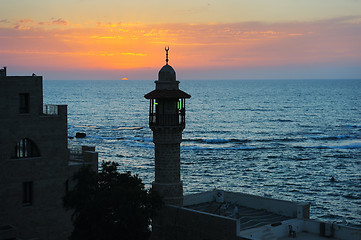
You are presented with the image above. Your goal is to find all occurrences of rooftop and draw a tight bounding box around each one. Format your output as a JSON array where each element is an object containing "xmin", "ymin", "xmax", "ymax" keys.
[
  {"xmin": 144, "ymin": 89, "xmax": 191, "ymax": 99},
  {"xmin": 180, "ymin": 190, "xmax": 361, "ymax": 240},
  {"xmin": 187, "ymin": 201, "xmax": 290, "ymax": 231}
]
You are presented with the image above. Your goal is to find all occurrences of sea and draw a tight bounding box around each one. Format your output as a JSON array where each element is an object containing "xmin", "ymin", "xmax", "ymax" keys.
[{"xmin": 43, "ymin": 79, "xmax": 361, "ymax": 228}]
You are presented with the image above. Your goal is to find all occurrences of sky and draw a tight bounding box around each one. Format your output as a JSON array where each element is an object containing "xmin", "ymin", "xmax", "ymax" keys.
[{"xmin": 0, "ymin": 0, "xmax": 360, "ymax": 80}]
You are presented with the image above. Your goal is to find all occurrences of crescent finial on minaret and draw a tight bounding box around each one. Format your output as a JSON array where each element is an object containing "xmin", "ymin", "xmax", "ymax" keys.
[{"xmin": 165, "ymin": 46, "xmax": 169, "ymax": 65}]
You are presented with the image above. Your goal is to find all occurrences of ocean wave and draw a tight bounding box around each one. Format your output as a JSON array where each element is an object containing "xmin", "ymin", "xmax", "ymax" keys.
[
  {"xmin": 82, "ymin": 135, "xmax": 120, "ymax": 141},
  {"xmin": 235, "ymin": 108, "xmax": 271, "ymax": 112},
  {"xmin": 202, "ymin": 138, "xmax": 231, "ymax": 144},
  {"xmin": 183, "ymin": 138, "xmax": 249, "ymax": 144},
  {"xmin": 250, "ymin": 108, "xmax": 272, "ymax": 112},
  {"xmin": 72, "ymin": 125, "xmax": 102, "ymax": 129},
  {"xmin": 124, "ymin": 136, "xmax": 153, "ymax": 142},
  {"xmin": 269, "ymin": 119, "xmax": 293, "ymax": 123},
  {"xmin": 174, "ymin": 135, "xmax": 359, "ymax": 145},
  {"xmin": 305, "ymin": 130, "xmax": 325, "ymax": 134},
  {"xmin": 255, "ymin": 138, "xmax": 301, "ymax": 143},
  {"xmin": 343, "ymin": 194, "xmax": 361, "ymax": 200},
  {"xmin": 190, "ymin": 130, "xmax": 233, "ymax": 134},
  {"xmin": 327, "ymin": 143, "xmax": 361, "ymax": 149},
  {"xmin": 181, "ymin": 145, "xmax": 260, "ymax": 151},
  {"xmin": 79, "ymin": 134, "xmax": 262, "ymax": 151},
  {"xmin": 344, "ymin": 125, "xmax": 361, "ymax": 129},
  {"xmin": 113, "ymin": 126, "xmax": 143, "ymax": 130},
  {"xmin": 78, "ymin": 135, "xmax": 153, "ymax": 142},
  {"xmin": 308, "ymin": 135, "xmax": 354, "ymax": 140},
  {"xmin": 123, "ymin": 141, "xmax": 154, "ymax": 149},
  {"xmin": 72, "ymin": 132, "xmax": 361, "ymax": 150},
  {"xmin": 69, "ymin": 125, "xmax": 144, "ymax": 131},
  {"xmin": 295, "ymin": 143, "xmax": 361, "ymax": 149},
  {"xmin": 117, "ymin": 140, "xmax": 260, "ymax": 151}
]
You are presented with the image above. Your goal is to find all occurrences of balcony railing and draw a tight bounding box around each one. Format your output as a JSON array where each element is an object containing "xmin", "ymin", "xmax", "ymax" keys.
[
  {"xmin": 69, "ymin": 146, "xmax": 83, "ymax": 161},
  {"xmin": 149, "ymin": 113, "xmax": 185, "ymax": 127},
  {"xmin": 43, "ymin": 104, "xmax": 58, "ymax": 115},
  {"xmin": 69, "ymin": 145, "xmax": 97, "ymax": 163}
]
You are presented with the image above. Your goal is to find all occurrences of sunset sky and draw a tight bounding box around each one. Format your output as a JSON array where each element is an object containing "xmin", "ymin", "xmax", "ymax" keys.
[{"xmin": 1, "ymin": 0, "xmax": 360, "ymax": 80}]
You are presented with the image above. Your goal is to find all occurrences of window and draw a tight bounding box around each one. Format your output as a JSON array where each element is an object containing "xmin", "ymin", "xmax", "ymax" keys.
[
  {"xmin": 14, "ymin": 138, "xmax": 40, "ymax": 158},
  {"xmin": 23, "ymin": 181, "xmax": 33, "ymax": 206},
  {"xmin": 19, "ymin": 93, "xmax": 29, "ymax": 113}
]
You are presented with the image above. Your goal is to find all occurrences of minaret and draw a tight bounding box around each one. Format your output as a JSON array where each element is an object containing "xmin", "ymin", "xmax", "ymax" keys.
[{"xmin": 144, "ymin": 47, "xmax": 191, "ymax": 206}]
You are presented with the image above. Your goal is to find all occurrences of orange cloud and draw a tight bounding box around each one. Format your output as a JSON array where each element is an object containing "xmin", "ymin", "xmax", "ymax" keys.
[
  {"xmin": 288, "ymin": 33, "xmax": 304, "ymax": 36},
  {"xmin": 1, "ymin": 17, "xmax": 360, "ymax": 79}
]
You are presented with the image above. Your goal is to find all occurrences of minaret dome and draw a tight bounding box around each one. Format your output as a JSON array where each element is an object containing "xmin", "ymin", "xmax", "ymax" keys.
[{"xmin": 158, "ymin": 64, "xmax": 176, "ymax": 82}]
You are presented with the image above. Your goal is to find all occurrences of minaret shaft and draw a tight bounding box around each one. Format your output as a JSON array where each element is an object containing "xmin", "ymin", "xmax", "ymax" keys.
[
  {"xmin": 155, "ymin": 143, "xmax": 181, "ymax": 183},
  {"xmin": 152, "ymin": 128, "xmax": 183, "ymax": 205}
]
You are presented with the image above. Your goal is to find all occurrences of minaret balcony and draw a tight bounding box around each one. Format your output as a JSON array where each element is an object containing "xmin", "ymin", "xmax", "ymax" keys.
[{"xmin": 149, "ymin": 112, "xmax": 185, "ymax": 129}]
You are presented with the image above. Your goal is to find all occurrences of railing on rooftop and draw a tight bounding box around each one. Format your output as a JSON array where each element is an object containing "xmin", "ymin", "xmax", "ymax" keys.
[
  {"xmin": 68, "ymin": 145, "xmax": 97, "ymax": 167},
  {"xmin": 43, "ymin": 104, "xmax": 58, "ymax": 115},
  {"xmin": 69, "ymin": 146, "xmax": 83, "ymax": 162}
]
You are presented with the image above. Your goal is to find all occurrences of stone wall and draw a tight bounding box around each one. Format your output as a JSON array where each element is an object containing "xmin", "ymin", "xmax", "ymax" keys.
[
  {"xmin": 152, "ymin": 127, "xmax": 184, "ymax": 206},
  {"xmin": 151, "ymin": 205, "xmax": 242, "ymax": 240}
]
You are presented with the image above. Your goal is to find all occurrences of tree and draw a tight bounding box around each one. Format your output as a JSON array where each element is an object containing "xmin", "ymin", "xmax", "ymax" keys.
[{"xmin": 63, "ymin": 161, "xmax": 162, "ymax": 240}]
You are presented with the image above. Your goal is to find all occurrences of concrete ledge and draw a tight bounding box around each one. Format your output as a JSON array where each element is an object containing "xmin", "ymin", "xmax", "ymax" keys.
[
  {"xmin": 183, "ymin": 190, "xmax": 310, "ymax": 219},
  {"xmin": 184, "ymin": 190, "xmax": 217, "ymax": 206},
  {"xmin": 224, "ymin": 191, "xmax": 309, "ymax": 218},
  {"xmin": 152, "ymin": 204, "xmax": 240, "ymax": 240}
]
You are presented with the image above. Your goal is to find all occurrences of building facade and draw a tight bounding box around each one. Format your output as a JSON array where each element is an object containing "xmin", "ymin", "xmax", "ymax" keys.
[{"xmin": 0, "ymin": 68, "xmax": 98, "ymax": 240}]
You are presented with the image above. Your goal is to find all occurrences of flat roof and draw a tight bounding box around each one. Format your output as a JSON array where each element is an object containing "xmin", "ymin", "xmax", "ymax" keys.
[
  {"xmin": 187, "ymin": 201, "xmax": 290, "ymax": 231},
  {"xmin": 182, "ymin": 190, "xmax": 361, "ymax": 240}
]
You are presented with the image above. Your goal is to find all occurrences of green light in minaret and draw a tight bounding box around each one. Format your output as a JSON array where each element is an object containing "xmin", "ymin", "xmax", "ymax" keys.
[{"xmin": 177, "ymin": 101, "xmax": 182, "ymax": 110}]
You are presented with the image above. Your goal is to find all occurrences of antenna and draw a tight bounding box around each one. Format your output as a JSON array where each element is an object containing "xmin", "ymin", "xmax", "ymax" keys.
[{"xmin": 165, "ymin": 46, "xmax": 169, "ymax": 65}]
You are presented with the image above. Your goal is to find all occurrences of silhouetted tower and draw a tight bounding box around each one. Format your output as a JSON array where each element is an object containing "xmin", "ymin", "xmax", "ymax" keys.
[{"xmin": 144, "ymin": 47, "xmax": 191, "ymax": 206}]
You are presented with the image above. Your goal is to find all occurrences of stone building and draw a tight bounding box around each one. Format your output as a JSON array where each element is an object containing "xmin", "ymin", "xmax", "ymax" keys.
[{"xmin": 0, "ymin": 67, "xmax": 98, "ymax": 240}]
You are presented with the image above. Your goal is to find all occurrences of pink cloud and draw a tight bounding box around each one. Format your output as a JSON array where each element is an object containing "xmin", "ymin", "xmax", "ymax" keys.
[
  {"xmin": 51, "ymin": 18, "xmax": 68, "ymax": 25},
  {"xmin": 13, "ymin": 18, "xmax": 69, "ymax": 29},
  {"xmin": 19, "ymin": 19, "xmax": 35, "ymax": 24},
  {"xmin": 13, "ymin": 25, "xmax": 30, "ymax": 30}
]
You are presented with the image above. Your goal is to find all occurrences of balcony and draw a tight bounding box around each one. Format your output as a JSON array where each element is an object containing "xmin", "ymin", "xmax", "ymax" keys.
[
  {"xmin": 149, "ymin": 113, "xmax": 185, "ymax": 128},
  {"xmin": 68, "ymin": 145, "xmax": 98, "ymax": 171},
  {"xmin": 43, "ymin": 104, "xmax": 58, "ymax": 115}
]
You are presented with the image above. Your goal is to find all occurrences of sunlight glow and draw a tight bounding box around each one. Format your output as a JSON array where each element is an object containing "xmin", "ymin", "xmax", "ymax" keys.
[{"xmin": 0, "ymin": 16, "xmax": 360, "ymax": 79}]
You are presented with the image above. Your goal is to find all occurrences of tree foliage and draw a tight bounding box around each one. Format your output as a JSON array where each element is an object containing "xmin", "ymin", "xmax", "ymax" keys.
[{"xmin": 63, "ymin": 161, "xmax": 162, "ymax": 240}]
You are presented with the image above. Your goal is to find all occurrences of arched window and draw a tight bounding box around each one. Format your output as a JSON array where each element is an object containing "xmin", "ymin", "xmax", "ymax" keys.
[{"xmin": 14, "ymin": 138, "xmax": 40, "ymax": 158}]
